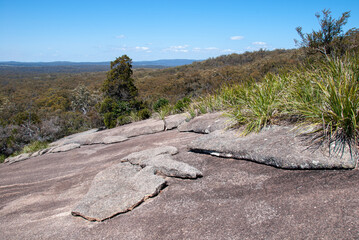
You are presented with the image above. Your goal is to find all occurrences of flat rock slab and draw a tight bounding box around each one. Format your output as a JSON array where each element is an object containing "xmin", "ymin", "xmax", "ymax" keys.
[
  {"xmin": 143, "ymin": 154, "xmax": 203, "ymax": 179},
  {"xmin": 2, "ymin": 129, "xmax": 359, "ymax": 239},
  {"xmin": 164, "ymin": 113, "xmax": 189, "ymax": 130},
  {"xmin": 178, "ymin": 112, "xmax": 234, "ymax": 133},
  {"xmin": 98, "ymin": 118, "xmax": 165, "ymax": 138},
  {"xmin": 50, "ymin": 143, "xmax": 81, "ymax": 153},
  {"xmin": 50, "ymin": 131, "xmax": 128, "ymax": 147},
  {"xmin": 72, "ymin": 162, "xmax": 166, "ymax": 221},
  {"xmin": 4, "ymin": 153, "xmax": 31, "ymax": 164},
  {"xmin": 50, "ymin": 128, "xmax": 99, "ymax": 147},
  {"xmin": 122, "ymin": 146, "xmax": 202, "ymax": 179},
  {"xmin": 122, "ymin": 146, "xmax": 179, "ymax": 164},
  {"xmin": 189, "ymin": 126, "xmax": 357, "ymax": 169}
]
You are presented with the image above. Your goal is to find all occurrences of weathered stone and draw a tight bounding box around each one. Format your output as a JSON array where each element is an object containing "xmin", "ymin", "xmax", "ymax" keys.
[
  {"xmin": 4, "ymin": 153, "xmax": 31, "ymax": 164},
  {"xmin": 103, "ymin": 118, "xmax": 165, "ymax": 138},
  {"xmin": 164, "ymin": 113, "xmax": 190, "ymax": 130},
  {"xmin": 38, "ymin": 147, "xmax": 52, "ymax": 155},
  {"xmin": 102, "ymin": 136, "xmax": 128, "ymax": 144},
  {"xmin": 71, "ymin": 162, "xmax": 166, "ymax": 221},
  {"xmin": 141, "ymin": 154, "xmax": 203, "ymax": 178},
  {"xmin": 189, "ymin": 126, "xmax": 357, "ymax": 169},
  {"xmin": 50, "ymin": 128, "xmax": 99, "ymax": 147},
  {"xmin": 178, "ymin": 112, "xmax": 234, "ymax": 133},
  {"xmin": 121, "ymin": 146, "xmax": 179, "ymax": 164},
  {"xmin": 122, "ymin": 146, "xmax": 202, "ymax": 178},
  {"xmin": 50, "ymin": 143, "xmax": 81, "ymax": 153}
]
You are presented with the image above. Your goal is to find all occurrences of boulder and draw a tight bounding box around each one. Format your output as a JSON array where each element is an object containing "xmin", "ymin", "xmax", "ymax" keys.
[
  {"xmin": 72, "ymin": 162, "xmax": 166, "ymax": 221},
  {"xmin": 189, "ymin": 126, "xmax": 357, "ymax": 169},
  {"xmin": 178, "ymin": 112, "xmax": 234, "ymax": 133},
  {"xmin": 164, "ymin": 113, "xmax": 189, "ymax": 130}
]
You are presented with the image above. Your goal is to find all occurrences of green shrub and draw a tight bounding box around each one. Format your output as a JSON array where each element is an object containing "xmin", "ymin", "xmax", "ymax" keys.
[
  {"xmin": 116, "ymin": 115, "xmax": 131, "ymax": 126},
  {"xmin": 153, "ymin": 98, "xmax": 169, "ymax": 112},
  {"xmin": 174, "ymin": 97, "xmax": 191, "ymax": 113},
  {"xmin": 137, "ymin": 108, "xmax": 151, "ymax": 120},
  {"xmin": 0, "ymin": 154, "xmax": 6, "ymax": 163},
  {"xmin": 103, "ymin": 112, "xmax": 117, "ymax": 128}
]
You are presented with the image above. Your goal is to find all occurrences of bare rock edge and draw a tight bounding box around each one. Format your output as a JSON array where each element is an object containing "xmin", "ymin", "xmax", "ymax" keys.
[{"xmin": 189, "ymin": 126, "xmax": 357, "ymax": 169}]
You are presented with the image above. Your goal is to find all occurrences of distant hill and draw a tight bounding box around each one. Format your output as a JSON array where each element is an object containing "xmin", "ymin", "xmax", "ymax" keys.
[
  {"xmin": 134, "ymin": 59, "xmax": 199, "ymax": 67},
  {"xmin": 0, "ymin": 59, "xmax": 200, "ymax": 73}
]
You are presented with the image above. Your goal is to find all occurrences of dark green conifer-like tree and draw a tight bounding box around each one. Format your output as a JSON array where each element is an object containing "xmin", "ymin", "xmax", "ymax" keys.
[
  {"xmin": 102, "ymin": 55, "xmax": 138, "ymax": 101},
  {"xmin": 100, "ymin": 55, "xmax": 143, "ymax": 128}
]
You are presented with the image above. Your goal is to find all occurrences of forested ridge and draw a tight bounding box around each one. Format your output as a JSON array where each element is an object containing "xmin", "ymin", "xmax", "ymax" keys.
[{"xmin": 0, "ymin": 48, "xmax": 303, "ymax": 160}]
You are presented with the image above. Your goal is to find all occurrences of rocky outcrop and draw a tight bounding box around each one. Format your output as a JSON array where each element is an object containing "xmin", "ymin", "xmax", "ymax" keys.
[
  {"xmin": 164, "ymin": 113, "xmax": 189, "ymax": 130},
  {"xmin": 122, "ymin": 146, "xmax": 203, "ymax": 179},
  {"xmin": 122, "ymin": 146, "xmax": 179, "ymax": 164},
  {"xmin": 104, "ymin": 118, "xmax": 165, "ymax": 138},
  {"xmin": 178, "ymin": 112, "xmax": 234, "ymax": 133},
  {"xmin": 49, "ymin": 143, "xmax": 81, "ymax": 153},
  {"xmin": 72, "ymin": 146, "xmax": 202, "ymax": 221},
  {"xmin": 189, "ymin": 126, "xmax": 357, "ymax": 169},
  {"xmin": 4, "ymin": 153, "xmax": 31, "ymax": 164},
  {"xmin": 72, "ymin": 163, "xmax": 166, "ymax": 221}
]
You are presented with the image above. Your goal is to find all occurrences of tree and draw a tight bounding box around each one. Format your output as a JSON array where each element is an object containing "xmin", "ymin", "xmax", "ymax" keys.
[
  {"xmin": 295, "ymin": 9, "xmax": 351, "ymax": 56},
  {"xmin": 102, "ymin": 55, "xmax": 138, "ymax": 101},
  {"xmin": 100, "ymin": 55, "xmax": 141, "ymax": 128}
]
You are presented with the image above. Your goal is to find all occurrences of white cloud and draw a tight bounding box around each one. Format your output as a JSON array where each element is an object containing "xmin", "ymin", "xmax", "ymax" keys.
[
  {"xmin": 222, "ymin": 49, "xmax": 234, "ymax": 52},
  {"xmin": 230, "ymin": 36, "xmax": 244, "ymax": 40},
  {"xmin": 135, "ymin": 46, "xmax": 150, "ymax": 51},
  {"xmin": 205, "ymin": 47, "xmax": 219, "ymax": 50},
  {"xmin": 252, "ymin": 41, "xmax": 267, "ymax": 45},
  {"xmin": 164, "ymin": 45, "xmax": 190, "ymax": 52},
  {"xmin": 112, "ymin": 47, "xmax": 127, "ymax": 51},
  {"xmin": 116, "ymin": 35, "xmax": 125, "ymax": 39}
]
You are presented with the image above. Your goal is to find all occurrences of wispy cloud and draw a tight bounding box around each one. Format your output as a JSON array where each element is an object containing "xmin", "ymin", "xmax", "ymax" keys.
[
  {"xmin": 222, "ymin": 49, "xmax": 235, "ymax": 52},
  {"xmin": 230, "ymin": 36, "xmax": 244, "ymax": 40},
  {"xmin": 252, "ymin": 41, "xmax": 267, "ymax": 46},
  {"xmin": 116, "ymin": 35, "xmax": 125, "ymax": 39},
  {"xmin": 135, "ymin": 46, "xmax": 149, "ymax": 51},
  {"xmin": 164, "ymin": 45, "xmax": 190, "ymax": 52},
  {"xmin": 205, "ymin": 47, "xmax": 219, "ymax": 50}
]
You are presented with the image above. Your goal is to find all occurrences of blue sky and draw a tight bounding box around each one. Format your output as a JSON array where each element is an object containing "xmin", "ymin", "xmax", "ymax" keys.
[{"xmin": 0, "ymin": 0, "xmax": 358, "ymax": 62}]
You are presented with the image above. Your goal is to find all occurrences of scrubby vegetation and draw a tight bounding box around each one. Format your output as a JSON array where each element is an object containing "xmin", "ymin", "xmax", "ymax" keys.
[
  {"xmin": 186, "ymin": 9, "xmax": 359, "ymax": 157},
  {"xmin": 0, "ymin": 9, "xmax": 358, "ymax": 161}
]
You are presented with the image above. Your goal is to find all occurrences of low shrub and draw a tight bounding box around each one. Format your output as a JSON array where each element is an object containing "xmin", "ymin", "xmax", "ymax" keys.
[
  {"xmin": 153, "ymin": 98, "xmax": 169, "ymax": 112},
  {"xmin": 137, "ymin": 108, "xmax": 151, "ymax": 120},
  {"xmin": 21, "ymin": 141, "xmax": 49, "ymax": 154}
]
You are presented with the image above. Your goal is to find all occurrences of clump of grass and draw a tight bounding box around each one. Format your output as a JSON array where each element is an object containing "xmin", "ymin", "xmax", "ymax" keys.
[
  {"xmin": 229, "ymin": 74, "xmax": 287, "ymax": 135},
  {"xmin": 288, "ymin": 55, "xmax": 359, "ymax": 156},
  {"xmin": 20, "ymin": 141, "xmax": 49, "ymax": 155},
  {"xmin": 0, "ymin": 154, "xmax": 6, "ymax": 163},
  {"xmin": 156, "ymin": 104, "xmax": 173, "ymax": 120}
]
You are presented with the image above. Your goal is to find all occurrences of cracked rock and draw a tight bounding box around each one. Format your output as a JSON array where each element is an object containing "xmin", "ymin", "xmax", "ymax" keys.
[
  {"xmin": 122, "ymin": 146, "xmax": 202, "ymax": 179},
  {"xmin": 72, "ymin": 162, "xmax": 166, "ymax": 221},
  {"xmin": 189, "ymin": 126, "xmax": 357, "ymax": 169}
]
